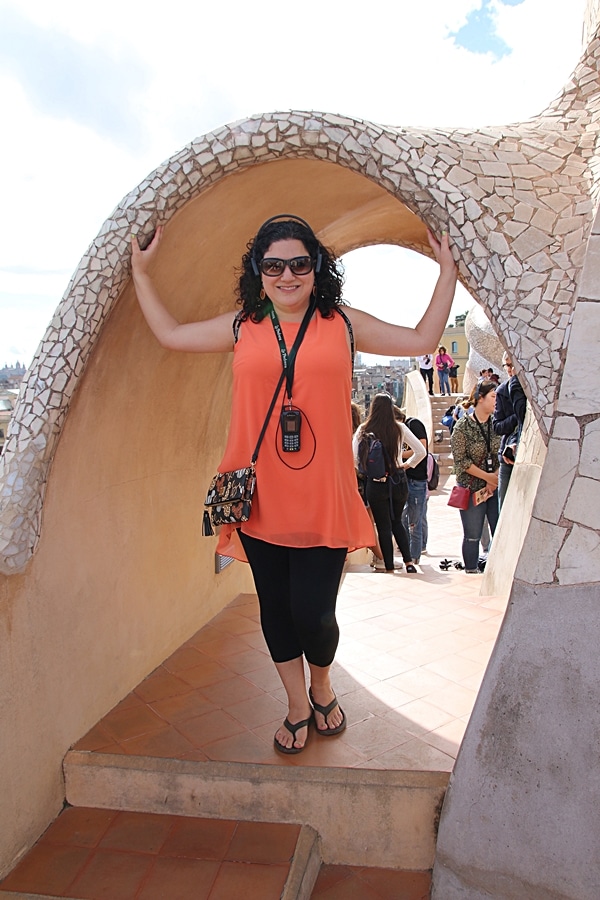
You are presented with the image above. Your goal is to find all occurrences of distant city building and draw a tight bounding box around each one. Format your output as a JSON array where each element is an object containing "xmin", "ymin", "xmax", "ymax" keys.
[
  {"xmin": 410, "ymin": 312, "xmax": 469, "ymax": 394},
  {"xmin": 353, "ymin": 359, "xmax": 410, "ymax": 414},
  {"xmin": 0, "ymin": 363, "xmax": 26, "ymax": 389}
]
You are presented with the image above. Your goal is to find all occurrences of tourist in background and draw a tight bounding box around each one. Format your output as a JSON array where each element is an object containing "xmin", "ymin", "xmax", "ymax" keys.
[
  {"xmin": 435, "ymin": 345, "xmax": 454, "ymax": 396},
  {"xmin": 416, "ymin": 353, "xmax": 434, "ymax": 395},
  {"xmin": 451, "ymin": 381, "xmax": 501, "ymax": 573},
  {"xmin": 354, "ymin": 393, "xmax": 425, "ymax": 573},
  {"xmin": 448, "ymin": 362, "xmax": 460, "ymax": 394},
  {"xmin": 400, "ymin": 412, "xmax": 429, "ymax": 566},
  {"xmin": 493, "ymin": 352, "xmax": 527, "ymax": 510},
  {"xmin": 351, "ymin": 400, "xmax": 383, "ymax": 565}
]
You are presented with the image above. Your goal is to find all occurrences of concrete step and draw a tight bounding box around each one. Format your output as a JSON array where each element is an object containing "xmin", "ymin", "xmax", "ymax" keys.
[
  {"xmin": 0, "ymin": 805, "xmax": 321, "ymax": 900},
  {"xmin": 63, "ymin": 751, "xmax": 447, "ymax": 871}
]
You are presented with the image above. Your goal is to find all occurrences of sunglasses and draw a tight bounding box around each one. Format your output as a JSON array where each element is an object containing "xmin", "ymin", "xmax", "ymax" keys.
[{"xmin": 259, "ymin": 256, "xmax": 314, "ymax": 277}]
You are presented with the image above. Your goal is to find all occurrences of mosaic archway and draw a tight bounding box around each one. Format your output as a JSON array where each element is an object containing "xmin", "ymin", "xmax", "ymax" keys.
[
  {"xmin": 1, "ymin": 71, "xmax": 596, "ymax": 572},
  {"xmin": 1, "ymin": 13, "xmax": 600, "ymax": 897}
]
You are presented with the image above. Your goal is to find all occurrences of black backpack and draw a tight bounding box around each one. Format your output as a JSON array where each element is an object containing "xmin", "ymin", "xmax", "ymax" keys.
[{"xmin": 359, "ymin": 434, "xmax": 388, "ymax": 480}]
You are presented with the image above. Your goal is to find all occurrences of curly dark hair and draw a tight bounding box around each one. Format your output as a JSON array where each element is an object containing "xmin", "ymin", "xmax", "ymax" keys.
[
  {"xmin": 358, "ymin": 393, "xmax": 403, "ymax": 474},
  {"xmin": 236, "ymin": 217, "xmax": 345, "ymax": 321}
]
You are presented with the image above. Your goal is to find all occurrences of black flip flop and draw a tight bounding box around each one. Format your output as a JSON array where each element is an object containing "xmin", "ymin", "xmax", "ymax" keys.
[
  {"xmin": 273, "ymin": 715, "xmax": 312, "ymax": 755},
  {"xmin": 309, "ymin": 687, "xmax": 347, "ymax": 736}
]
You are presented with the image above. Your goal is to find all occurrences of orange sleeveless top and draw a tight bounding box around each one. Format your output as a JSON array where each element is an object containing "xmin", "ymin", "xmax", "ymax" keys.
[{"xmin": 216, "ymin": 309, "xmax": 375, "ymax": 561}]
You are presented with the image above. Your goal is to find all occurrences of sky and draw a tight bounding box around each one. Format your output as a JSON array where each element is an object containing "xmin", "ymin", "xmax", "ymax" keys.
[{"xmin": 0, "ymin": 0, "xmax": 588, "ymax": 368}]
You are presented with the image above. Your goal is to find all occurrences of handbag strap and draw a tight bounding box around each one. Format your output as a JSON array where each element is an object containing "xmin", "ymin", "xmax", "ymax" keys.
[{"xmin": 251, "ymin": 299, "xmax": 315, "ymax": 464}]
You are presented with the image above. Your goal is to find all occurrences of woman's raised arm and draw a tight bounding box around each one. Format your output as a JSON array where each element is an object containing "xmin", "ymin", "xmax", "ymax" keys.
[
  {"xmin": 131, "ymin": 226, "xmax": 235, "ymax": 353},
  {"xmin": 345, "ymin": 231, "xmax": 458, "ymax": 357}
]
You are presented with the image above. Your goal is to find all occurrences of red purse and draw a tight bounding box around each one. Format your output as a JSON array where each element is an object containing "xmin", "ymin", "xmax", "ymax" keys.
[{"xmin": 447, "ymin": 484, "xmax": 471, "ymax": 510}]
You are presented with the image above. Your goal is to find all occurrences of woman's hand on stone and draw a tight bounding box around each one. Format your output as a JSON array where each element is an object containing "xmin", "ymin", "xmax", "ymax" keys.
[
  {"xmin": 131, "ymin": 225, "xmax": 163, "ymax": 276},
  {"xmin": 427, "ymin": 229, "xmax": 456, "ymax": 274}
]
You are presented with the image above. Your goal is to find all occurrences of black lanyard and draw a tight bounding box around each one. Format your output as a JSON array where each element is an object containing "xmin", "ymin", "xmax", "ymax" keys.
[
  {"xmin": 473, "ymin": 414, "xmax": 493, "ymax": 471},
  {"xmin": 268, "ymin": 300, "xmax": 315, "ymax": 403}
]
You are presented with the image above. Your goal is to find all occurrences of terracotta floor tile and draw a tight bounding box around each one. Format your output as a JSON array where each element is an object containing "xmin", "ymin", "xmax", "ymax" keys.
[
  {"xmin": 394, "ymin": 698, "xmax": 456, "ymax": 736},
  {"xmin": 196, "ymin": 633, "xmax": 257, "ymax": 659},
  {"xmin": 458, "ymin": 639, "xmax": 497, "ymax": 663},
  {"xmin": 225, "ymin": 692, "xmax": 287, "ymax": 729},
  {"xmin": 236, "ymin": 628, "xmax": 270, "ymax": 651},
  {"xmin": 343, "ymin": 716, "xmax": 411, "ymax": 759},
  {"xmin": 137, "ymin": 856, "xmax": 220, "ymax": 900},
  {"xmin": 43, "ymin": 807, "xmax": 119, "ymax": 847},
  {"xmin": 199, "ymin": 674, "xmax": 262, "ymax": 707},
  {"xmin": 134, "ymin": 666, "xmax": 193, "ymax": 703},
  {"xmin": 177, "ymin": 658, "xmax": 234, "ymax": 689},
  {"xmin": 0, "ymin": 843, "xmax": 91, "ymax": 895},
  {"xmin": 427, "ymin": 683, "xmax": 478, "ymax": 718},
  {"xmin": 210, "ymin": 611, "xmax": 261, "ymax": 636},
  {"xmin": 99, "ymin": 811, "xmax": 174, "ymax": 854},
  {"xmin": 387, "ymin": 667, "xmax": 454, "ymax": 700},
  {"xmin": 376, "ymin": 737, "xmax": 455, "ymax": 772},
  {"xmin": 226, "ymin": 821, "xmax": 300, "ymax": 864},
  {"xmin": 162, "ymin": 645, "xmax": 207, "ymax": 673},
  {"xmin": 174, "ymin": 709, "xmax": 246, "ymax": 748},
  {"xmin": 313, "ymin": 865, "xmax": 431, "ymax": 899},
  {"xmin": 73, "ymin": 721, "xmax": 120, "ymax": 752},
  {"xmin": 100, "ymin": 704, "xmax": 167, "ymax": 743},
  {"xmin": 424, "ymin": 652, "xmax": 483, "ymax": 683},
  {"xmin": 221, "ymin": 647, "xmax": 271, "ymax": 675},
  {"xmin": 148, "ymin": 687, "xmax": 217, "ymax": 724},
  {"xmin": 203, "ymin": 729, "xmax": 277, "ymax": 764},
  {"xmin": 65, "ymin": 847, "xmax": 153, "ymax": 898},
  {"xmin": 359, "ymin": 680, "xmax": 415, "ymax": 710},
  {"xmin": 349, "ymin": 651, "xmax": 416, "ymax": 681},
  {"xmin": 459, "ymin": 671, "xmax": 485, "ymax": 692},
  {"xmin": 111, "ymin": 692, "xmax": 146, "ymax": 713},
  {"xmin": 282, "ymin": 732, "xmax": 369, "ymax": 769},
  {"xmin": 120, "ymin": 725, "xmax": 196, "ymax": 758},
  {"xmin": 421, "ymin": 718, "xmax": 468, "ymax": 756},
  {"xmin": 311, "ymin": 863, "xmax": 357, "ymax": 894},
  {"xmin": 311, "ymin": 868, "xmax": 382, "ymax": 898},
  {"xmin": 208, "ymin": 860, "xmax": 290, "ymax": 900},
  {"xmin": 358, "ymin": 865, "xmax": 431, "ymax": 899},
  {"xmin": 242, "ymin": 662, "xmax": 287, "ymax": 693},
  {"xmin": 185, "ymin": 624, "xmax": 229, "ymax": 647},
  {"xmin": 160, "ymin": 817, "xmax": 237, "ymax": 860}
]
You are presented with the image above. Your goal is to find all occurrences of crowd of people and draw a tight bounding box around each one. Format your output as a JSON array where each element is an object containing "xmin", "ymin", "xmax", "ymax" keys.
[
  {"xmin": 414, "ymin": 344, "xmax": 527, "ymax": 573},
  {"xmin": 349, "ymin": 348, "xmax": 527, "ymax": 581}
]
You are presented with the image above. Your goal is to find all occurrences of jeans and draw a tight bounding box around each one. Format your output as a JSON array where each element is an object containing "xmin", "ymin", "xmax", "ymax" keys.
[
  {"xmin": 366, "ymin": 474, "xmax": 411, "ymax": 570},
  {"xmin": 438, "ymin": 369, "xmax": 451, "ymax": 395},
  {"xmin": 498, "ymin": 460, "xmax": 514, "ymax": 510},
  {"xmin": 402, "ymin": 478, "xmax": 428, "ymax": 562},
  {"xmin": 459, "ymin": 489, "xmax": 499, "ymax": 571}
]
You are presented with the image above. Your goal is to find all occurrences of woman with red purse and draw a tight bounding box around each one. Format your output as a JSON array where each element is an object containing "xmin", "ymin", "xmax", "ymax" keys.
[{"xmin": 450, "ymin": 381, "xmax": 501, "ymax": 573}]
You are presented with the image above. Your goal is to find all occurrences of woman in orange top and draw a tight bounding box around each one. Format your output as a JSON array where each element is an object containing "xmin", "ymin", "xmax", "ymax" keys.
[{"xmin": 131, "ymin": 215, "xmax": 457, "ymax": 754}]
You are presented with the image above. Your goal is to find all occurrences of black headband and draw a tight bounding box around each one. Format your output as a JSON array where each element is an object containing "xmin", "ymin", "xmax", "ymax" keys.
[{"xmin": 250, "ymin": 214, "xmax": 322, "ymax": 276}]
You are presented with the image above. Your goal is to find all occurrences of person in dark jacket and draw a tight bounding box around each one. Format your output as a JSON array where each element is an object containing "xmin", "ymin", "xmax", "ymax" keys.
[{"xmin": 493, "ymin": 352, "xmax": 526, "ymax": 509}]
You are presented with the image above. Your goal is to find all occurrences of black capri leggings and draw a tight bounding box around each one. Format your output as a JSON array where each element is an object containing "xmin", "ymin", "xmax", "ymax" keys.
[{"xmin": 238, "ymin": 532, "xmax": 347, "ymax": 667}]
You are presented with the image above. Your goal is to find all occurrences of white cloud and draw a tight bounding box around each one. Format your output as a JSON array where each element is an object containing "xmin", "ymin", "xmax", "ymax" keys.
[{"xmin": 0, "ymin": 0, "xmax": 589, "ymax": 365}]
